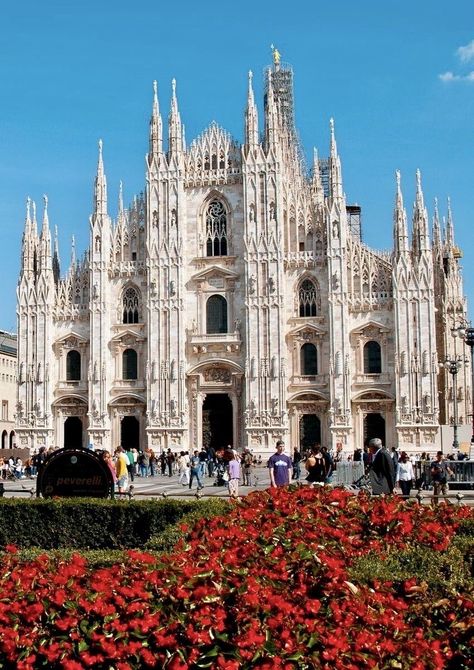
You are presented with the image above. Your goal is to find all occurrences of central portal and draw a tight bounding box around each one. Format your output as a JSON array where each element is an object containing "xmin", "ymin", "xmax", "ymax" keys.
[
  {"xmin": 202, "ymin": 394, "xmax": 233, "ymax": 450},
  {"xmin": 121, "ymin": 416, "xmax": 140, "ymax": 450}
]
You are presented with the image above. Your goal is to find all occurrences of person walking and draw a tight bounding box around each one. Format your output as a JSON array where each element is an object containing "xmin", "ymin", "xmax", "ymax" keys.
[
  {"xmin": 430, "ymin": 451, "xmax": 453, "ymax": 505},
  {"xmin": 189, "ymin": 450, "xmax": 203, "ymax": 490},
  {"xmin": 242, "ymin": 448, "xmax": 253, "ymax": 486},
  {"xmin": 305, "ymin": 446, "xmax": 327, "ymax": 486},
  {"xmin": 227, "ymin": 451, "xmax": 240, "ymax": 498},
  {"xmin": 292, "ymin": 448, "xmax": 302, "ymax": 480},
  {"xmin": 396, "ymin": 451, "xmax": 415, "ymax": 498},
  {"xmin": 177, "ymin": 451, "xmax": 190, "ymax": 486},
  {"xmin": 268, "ymin": 440, "xmax": 293, "ymax": 488},
  {"xmin": 368, "ymin": 438, "xmax": 395, "ymax": 494},
  {"xmin": 114, "ymin": 446, "xmax": 129, "ymax": 494}
]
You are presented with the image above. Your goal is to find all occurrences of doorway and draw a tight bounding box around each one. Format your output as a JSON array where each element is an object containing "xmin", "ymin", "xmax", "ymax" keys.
[
  {"xmin": 299, "ymin": 414, "xmax": 321, "ymax": 449},
  {"xmin": 364, "ymin": 413, "xmax": 386, "ymax": 446},
  {"xmin": 202, "ymin": 394, "xmax": 233, "ymax": 450},
  {"xmin": 121, "ymin": 416, "xmax": 140, "ymax": 450},
  {"xmin": 64, "ymin": 417, "xmax": 83, "ymax": 448}
]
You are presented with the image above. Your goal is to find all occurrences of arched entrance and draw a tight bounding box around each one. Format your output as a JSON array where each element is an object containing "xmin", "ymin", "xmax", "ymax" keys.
[
  {"xmin": 202, "ymin": 394, "xmax": 233, "ymax": 449},
  {"xmin": 364, "ymin": 413, "xmax": 386, "ymax": 446},
  {"xmin": 64, "ymin": 417, "xmax": 83, "ymax": 448},
  {"xmin": 299, "ymin": 414, "xmax": 321, "ymax": 449},
  {"xmin": 121, "ymin": 416, "xmax": 140, "ymax": 450}
]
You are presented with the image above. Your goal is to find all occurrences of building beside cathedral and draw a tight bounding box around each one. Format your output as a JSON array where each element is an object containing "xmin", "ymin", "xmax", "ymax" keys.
[{"xmin": 15, "ymin": 51, "xmax": 471, "ymax": 456}]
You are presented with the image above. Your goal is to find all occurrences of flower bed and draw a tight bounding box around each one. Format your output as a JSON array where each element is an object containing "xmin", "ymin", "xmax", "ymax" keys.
[{"xmin": 0, "ymin": 487, "xmax": 472, "ymax": 669}]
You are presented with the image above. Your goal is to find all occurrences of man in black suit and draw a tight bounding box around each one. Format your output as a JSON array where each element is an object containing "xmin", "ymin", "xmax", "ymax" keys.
[{"xmin": 368, "ymin": 438, "xmax": 395, "ymax": 494}]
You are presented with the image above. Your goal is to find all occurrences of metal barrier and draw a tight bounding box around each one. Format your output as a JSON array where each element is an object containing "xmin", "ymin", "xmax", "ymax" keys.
[
  {"xmin": 414, "ymin": 460, "xmax": 474, "ymax": 490},
  {"xmin": 332, "ymin": 461, "xmax": 365, "ymax": 486}
]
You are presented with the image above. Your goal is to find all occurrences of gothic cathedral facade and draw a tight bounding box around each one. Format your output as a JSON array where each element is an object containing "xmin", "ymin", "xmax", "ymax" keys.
[{"xmin": 15, "ymin": 55, "xmax": 471, "ymax": 456}]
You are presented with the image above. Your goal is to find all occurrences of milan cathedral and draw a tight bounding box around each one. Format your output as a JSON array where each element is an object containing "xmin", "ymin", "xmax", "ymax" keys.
[{"xmin": 15, "ymin": 51, "xmax": 471, "ymax": 456}]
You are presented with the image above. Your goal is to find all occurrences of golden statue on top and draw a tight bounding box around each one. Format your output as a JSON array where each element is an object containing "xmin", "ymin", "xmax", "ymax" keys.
[{"xmin": 271, "ymin": 44, "xmax": 281, "ymax": 66}]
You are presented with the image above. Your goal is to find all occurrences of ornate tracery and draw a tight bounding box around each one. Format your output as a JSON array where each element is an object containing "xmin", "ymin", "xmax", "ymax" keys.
[{"xmin": 206, "ymin": 201, "xmax": 228, "ymax": 257}]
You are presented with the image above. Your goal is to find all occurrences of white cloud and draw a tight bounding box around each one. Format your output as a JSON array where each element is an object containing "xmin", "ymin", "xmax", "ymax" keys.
[
  {"xmin": 457, "ymin": 39, "xmax": 474, "ymax": 63},
  {"xmin": 439, "ymin": 70, "xmax": 474, "ymax": 83}
]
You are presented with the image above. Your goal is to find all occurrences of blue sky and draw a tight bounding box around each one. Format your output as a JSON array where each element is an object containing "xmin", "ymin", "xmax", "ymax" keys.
[{"xmin": 0, "ymin": 0, "xmax": 473, "ymax": 331}]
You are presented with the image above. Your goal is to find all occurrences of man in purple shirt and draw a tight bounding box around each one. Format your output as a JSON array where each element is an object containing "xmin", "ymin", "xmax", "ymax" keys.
[{"xmin": 268, "ymin": 440, "xmax": 293, "ymax": 488}]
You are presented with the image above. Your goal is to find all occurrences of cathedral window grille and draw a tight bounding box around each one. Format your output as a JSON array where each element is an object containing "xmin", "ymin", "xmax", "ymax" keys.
[
  {"xmin": 123, "ymin": 349, "xmax": 138, "ymax": 380},
  {"xmin": 66, "ymin": 350, "xmax": 81, "ymax": 381},
  {"xmin": 364, "ymin": 341, "xmax": 382, "ymax": 374},
  {"xmin": 122, "ymin": 287, "xmax": 140, "ymax": 324},
  {"xmin": 301, "ymin": 343, "xmax": 318, "ymax": 375},
  {"xmin": 206, "ymin": 295, "xmax": 228, "ymax": 334},
  {"xmin": 299, "ymin": 279, "xmax": 317, "ymax": 317},
  {"xmin": 206, "ymin": 200, "xmax": 228, "ymax": 257}
]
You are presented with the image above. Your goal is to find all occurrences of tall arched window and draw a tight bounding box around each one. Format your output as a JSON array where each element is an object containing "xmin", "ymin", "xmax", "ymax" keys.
[
  {"xmin": 299, "ymin": 279, "xmax": 317, "ymax": 317},
  {"xmin": 122, "ymin": 287, "xmax": 140, "ymax": 324},
  {"xmin": 66, "ymin": 350, "xmax": 81, "ymax": 381},
  {"xmin": 206, "ymin": 200, "xmax": 228, "ymax": 256},
  {"xmin": 301, "ymin": 343, "xmax": 318, "ymax": 375},
  {"xmin": 364, "ymin": 341, "xmax": 382, "ymax": 374},
  {"xmin": 123, "ymin": 349, "xmax": 138, "ymax": 380},
  {"xmin": 206, "ymin": 295, "xmax": 228, "ymax": 334}
]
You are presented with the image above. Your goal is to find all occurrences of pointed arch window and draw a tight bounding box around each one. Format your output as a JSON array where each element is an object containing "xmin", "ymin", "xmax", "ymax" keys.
[
  {"xmin": 364, "ymin": 341, "xmax": 382, "ymax": 374},
  {"xmin": 301, "ymin": 343, "xmax": 318, "ymax": 376},
  {"xmin": 123, "ymin": 349, "xmax": 138, "ymax": 380},
  {"xmin": 66, "ymin": 350, "xmax": 81, "ymax": 381},
  {"xmin": 206, "ymin": 200, "xmax": 228, "ymax": 257},
  {"xmin": 206, "ymin": 295, "xmax": 228, "ymax": 334},
  {"xmin": 122, "ymin": 287, "xmax": 140, "ymax": 324},
  {"xmin": 299, "ymin": 279, "xmax": 317, "ymax": 317}
]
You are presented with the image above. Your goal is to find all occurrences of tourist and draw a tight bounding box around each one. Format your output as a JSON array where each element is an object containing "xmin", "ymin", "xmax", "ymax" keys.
[
  {"xmin": 166, "ymin": 449, "xmax": 174, "ymax": 477},
  {"xmin": 321, "ymin": 446, "xmax": 333, "ymax": 481},
  {"xmin": 177, "ymin": 451, "xmax": 190, "ymax": 486},
  {"xmin": 368, "ymin": 438, "xmax": 395, "ymax": 494},
  {"xmin": 138, "ymin": 450, "xmax": 149, "ymax": 477},
  {"xmin": 292, "ymin": 448, "xmax": 302, "ymax": 480},
  {"xmin": 159, "ymin": 452, "xmax": 166, "ymax": 476},
  {"xmin": 198, "ymin": 447, "xmax": 208, "ymax": 479},
  {"xmin": 242, "ymin": 448, "xmax": 253, "ymax": 486},
  {"xmin": 430, "ymin": 451, "xmax": 453, "ymax": 505},
  {"xmin": 396, "ymin": 451, "xmax": 415, "ymax": 497},
  {"xmin": 227, "ymin": 450, "xmax": 240, "ymax": 498},
  {"xmin": 268, "ymin": 440, "xmax": 293, "ymax": 488},
  {"xmin": 305, "ymin": 446, "xmax": 327, "ymax": 487},
  {"xmin": 125, "ymin": 447, "xmax": 135, "ymax": 481},
  {"xmin": 189, "ymin": 450, "xmax": 203, "ymax": 490},
  {"xmin": 115, "ymin": 446, "xmax": 129, "ymax": 494},
  {"xmin": 101, "ymin": 451, "xmax": 117, "ymax": 486},
  {"xmin": 149, "ymin": 449, "xmax": 158, "ymax": 476}
]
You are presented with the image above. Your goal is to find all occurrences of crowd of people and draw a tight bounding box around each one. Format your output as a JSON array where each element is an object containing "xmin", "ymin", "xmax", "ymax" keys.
[{"xmin": 0, "ymin": 438, "xmax": 469, "ymax": 503}]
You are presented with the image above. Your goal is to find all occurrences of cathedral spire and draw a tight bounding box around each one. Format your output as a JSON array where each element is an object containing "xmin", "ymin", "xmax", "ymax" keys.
[
  {"xmin": 149, "ymin": 80, "xmax": 163, "ymax": 158},
  {"xmin": 31, "ymin": 199, "xmax": 38, "ymax": 238},
  {"xmin": 70, "ymin": 235, "xmax": 76, "ymax": 271},
  {"xmin": 393, "ymin": 170, "xmax": 409, "ymax": 257},
  {"xmin": 329, "ymin": 118, "xmax": 343, "ymax": 201},
  {"xmin": 432, "ymin": 197, "xmax": 441, "ymax": 249},
  {"xmin": 168, "ymin": 78, "xmax": 183, "ymax": 155},
  {"xmin": 53, "ymin": 224, "xmax": 60, "ymax": 284},
  {"xmin": 39, "ymin": 195, "xmax": 52, "ymax": 271},
  {"xmin": 118, "ymin": 180, "xmax": 124, "ymax": 215},
  {"xmin": 446, "ymin": 196, "xmax": 455, "ymax": 248},
  {"xmin": 265, "ymin": 70, "xmax": 279, "ymax": 148},
  {"xmin": 94, "ymin": 139, "xmax": 108, "ymax": 216},
  {"xmin": 311, "ymin": 147, "xmax": 324, "ymax": 205},
  {"xmin": 412, "ymin": 169, "xmax": 430, "ymax": 255},
  {"xmin": 245, "ymin": 70, "xmax": 259, "ymax": 148}
]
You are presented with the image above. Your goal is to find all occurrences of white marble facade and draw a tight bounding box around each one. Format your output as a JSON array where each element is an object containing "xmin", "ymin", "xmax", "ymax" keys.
[{"xmin": 15, "ymin": 55, "xmax": 471, "ymax": 457}]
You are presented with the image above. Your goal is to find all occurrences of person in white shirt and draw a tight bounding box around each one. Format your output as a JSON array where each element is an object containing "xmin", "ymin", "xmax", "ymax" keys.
[{"xmin": 396, "ymin": 451, "xmax": 415, "ymax": 498}]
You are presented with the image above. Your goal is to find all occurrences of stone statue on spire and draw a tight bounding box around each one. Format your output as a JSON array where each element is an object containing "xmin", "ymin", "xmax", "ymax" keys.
[{"xmin": 271, "ymin": 44, "xmax": 281, "ymax": 67}]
